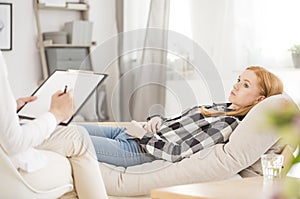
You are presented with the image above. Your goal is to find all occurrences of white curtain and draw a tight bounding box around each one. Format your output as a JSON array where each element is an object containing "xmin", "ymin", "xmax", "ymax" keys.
[
  {"xmin": 182, "ymin": 0, "xmax": 300, "ymax": 99},
  {"xmin": 233, "ymin": 0, "xmax": 300, "ymax": 69},
  {"xmin": 116, "ymin": 0, "xmax": 170, "ymax": 121},
  {"xmin": 190, "ymin": 0, "xmax": 300, "ymax": 71}
]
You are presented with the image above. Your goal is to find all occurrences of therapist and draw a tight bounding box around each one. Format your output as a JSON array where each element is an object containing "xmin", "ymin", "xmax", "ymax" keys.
[{"xmin": 0, "ymin": 51, "xmax": 107, "ymax": 199}]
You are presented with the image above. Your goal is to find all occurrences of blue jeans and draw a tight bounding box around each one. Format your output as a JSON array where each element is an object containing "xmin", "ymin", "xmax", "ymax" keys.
[{"xmin": 80, "ymin": 124, "xmax": 156, "ymax": 167}]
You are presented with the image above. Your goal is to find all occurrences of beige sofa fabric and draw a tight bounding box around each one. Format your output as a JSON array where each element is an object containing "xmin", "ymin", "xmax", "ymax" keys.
[{"xmin": 100, "ymin": 94, "xmax": 296, "ymax": 196}]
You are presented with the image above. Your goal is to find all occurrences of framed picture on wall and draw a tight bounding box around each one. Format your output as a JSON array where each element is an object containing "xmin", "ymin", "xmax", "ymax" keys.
[{"xmin": 0, "ymin": 3, "xmax": 12, "ymax": 51}]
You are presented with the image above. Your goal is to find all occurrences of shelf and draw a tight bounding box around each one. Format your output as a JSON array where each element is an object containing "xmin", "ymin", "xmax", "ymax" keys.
[
  {"xmin": 42, "ymin": 40, "xmax": 96, "ymax": 48},
  {"xmin": 38, "ymin": 3, "xmax": 89, "ymax": 11},
  {"xmin": 34, "ymin": 0, "xmax": 92, "ymax": 79},
  {"xmin": 44, "ymin": 43, "xmax": 94, "ymax": 48}
]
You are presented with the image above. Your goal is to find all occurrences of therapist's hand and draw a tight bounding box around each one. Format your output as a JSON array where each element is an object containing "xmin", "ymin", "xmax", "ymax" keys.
[
  {"xmin": 49, "ymin": 89, "xmax": 75, "ymax": 124},
  {"xmin": 16, "ymin": 96, "xmax": 37, "ymax": 111}
]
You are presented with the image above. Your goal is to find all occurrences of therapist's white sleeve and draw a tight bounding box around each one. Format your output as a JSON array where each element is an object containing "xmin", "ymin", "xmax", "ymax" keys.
[{"xmin": 0, "ymin": 51, "xmax": 56, "ymax": 155}]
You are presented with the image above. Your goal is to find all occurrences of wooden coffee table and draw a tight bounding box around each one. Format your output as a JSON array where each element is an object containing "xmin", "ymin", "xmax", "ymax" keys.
[{"xmin": 151, "ymin": 176, "xmax": 299, "ymax": 199}]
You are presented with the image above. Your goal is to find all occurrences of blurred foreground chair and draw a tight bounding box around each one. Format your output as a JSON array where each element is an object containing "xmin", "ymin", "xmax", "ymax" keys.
[{"xmin": 0, "ymin": 146, "xmax": 73, "ymax": 199}]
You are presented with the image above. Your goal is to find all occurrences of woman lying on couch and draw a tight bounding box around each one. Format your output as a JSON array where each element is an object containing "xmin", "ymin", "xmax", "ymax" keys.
[
  {"xmin": 81, "ymin": 66, "xmax": 284, "ymax": 167},
  {"xmin": 0, "ymin": 51, "xmax": 107, "ymax": 199}
]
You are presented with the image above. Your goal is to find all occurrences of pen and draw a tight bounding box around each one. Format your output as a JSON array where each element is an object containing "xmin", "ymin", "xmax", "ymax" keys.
[{"xmin": 64, "ymin": 85, "xmax": 68, "ymax": 94}]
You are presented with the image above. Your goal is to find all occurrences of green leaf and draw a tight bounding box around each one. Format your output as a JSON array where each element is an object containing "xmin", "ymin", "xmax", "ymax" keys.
[
  {"xmin": 289, "ymin": 44, "xmax": 300, "ymax": 54},
  {"xmin": 292, "ymin": 152, "xmax": 300, "ymax": 164}
]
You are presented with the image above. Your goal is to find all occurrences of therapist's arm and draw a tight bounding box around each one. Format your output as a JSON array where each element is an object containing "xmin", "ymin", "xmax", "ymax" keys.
[
  {"xmin": 1, "ymin": 82, "xmax": 74, "ymax": 155},
  {"xmin": 0, "ymin": 50, "xmax": 75, "ymax": 156},
  {"xmin": 1, "ymin": 90, "xmax": 74, "ymax": 155}
]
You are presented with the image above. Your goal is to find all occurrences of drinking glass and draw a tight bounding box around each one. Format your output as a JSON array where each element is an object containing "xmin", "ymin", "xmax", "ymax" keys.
[{"xmin": 261, "ymin": 154, "xmax": 284, "ymax": 180}]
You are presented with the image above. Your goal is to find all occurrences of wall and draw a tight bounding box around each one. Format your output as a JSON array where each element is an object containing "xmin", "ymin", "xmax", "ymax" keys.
[{"xmin": 2, "ymin": 0, "xmax": 41, "ymax": 98}]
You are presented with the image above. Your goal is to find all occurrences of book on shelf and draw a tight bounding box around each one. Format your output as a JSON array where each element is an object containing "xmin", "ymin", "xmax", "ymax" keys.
[
  {"xmin": 43, "ymin": 40, "xmax": 53, "ymax": 46},
  {"xmin": 66, "ymin": 2, "xmax": 88, "ymax": 9},
  {"xmin": 38, "ymin": 0, "xmax": 66, "ymax": 7}
]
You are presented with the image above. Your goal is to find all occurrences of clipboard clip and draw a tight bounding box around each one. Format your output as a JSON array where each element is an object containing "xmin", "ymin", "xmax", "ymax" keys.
[{"xmin": 67, "ymin": 69, "xmax": 95, "ymax": 74}]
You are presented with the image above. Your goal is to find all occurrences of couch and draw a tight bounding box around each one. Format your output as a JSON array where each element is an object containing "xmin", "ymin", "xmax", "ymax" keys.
[{"xmin": 0, "ymin": 94, "xmax": 297, "ymax": 199}]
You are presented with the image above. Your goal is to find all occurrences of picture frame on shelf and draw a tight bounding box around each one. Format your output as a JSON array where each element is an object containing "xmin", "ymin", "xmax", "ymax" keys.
[{"xmin": 0, "ymin": 3, "xmax": 12, "ymax": 51}]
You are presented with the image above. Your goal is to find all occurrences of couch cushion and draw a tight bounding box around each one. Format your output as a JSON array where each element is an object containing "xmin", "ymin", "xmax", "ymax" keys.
[{"xmin": 99, "ymin": 94, "xmax": 297, "ymax": 196}]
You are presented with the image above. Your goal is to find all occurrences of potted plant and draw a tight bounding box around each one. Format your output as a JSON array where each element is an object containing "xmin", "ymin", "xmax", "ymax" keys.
[{"xmin": 289, "ymin": 44, "xmax": 300, "ymax": 68}]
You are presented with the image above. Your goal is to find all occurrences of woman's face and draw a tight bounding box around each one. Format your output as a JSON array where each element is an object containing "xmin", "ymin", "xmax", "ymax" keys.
[{"xmin": 228, "ymin": 69, "xmax": 265, "ymax": 109}]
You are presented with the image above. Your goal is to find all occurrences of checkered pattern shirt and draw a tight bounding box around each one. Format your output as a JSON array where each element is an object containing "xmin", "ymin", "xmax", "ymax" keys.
[{"xmin": 139, "ymin": 104, "xmax": 242, "ymax": 162}]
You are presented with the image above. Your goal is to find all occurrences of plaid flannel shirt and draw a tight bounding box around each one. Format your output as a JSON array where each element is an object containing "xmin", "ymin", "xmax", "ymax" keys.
[{"xmin": 139, "ymin": 103, "xmax": 242, "ymax": 162}]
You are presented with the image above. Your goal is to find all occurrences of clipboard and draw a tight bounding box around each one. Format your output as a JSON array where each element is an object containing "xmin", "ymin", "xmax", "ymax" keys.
[{"xmin": 17, "ymin": 69, "xmax": 108, "ymax": 125}]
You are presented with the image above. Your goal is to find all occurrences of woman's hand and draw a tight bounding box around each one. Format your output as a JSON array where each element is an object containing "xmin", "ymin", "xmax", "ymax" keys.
[
  {"xmin": 49, "ymin": 90, "xmax": 75, "ymax": 124},
  {"xmin": 16, "ymin": 96, "xmax": 37, "ymax": 111},
  {"xmin": 145, "ymin": 116, "xmax": 163, "ymax": 133}
]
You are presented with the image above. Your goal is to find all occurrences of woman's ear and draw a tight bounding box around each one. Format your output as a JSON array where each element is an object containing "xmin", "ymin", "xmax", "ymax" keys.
[{"xmin": 257, "ymin": 95, "xmax": 266, "ymax": 102}]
